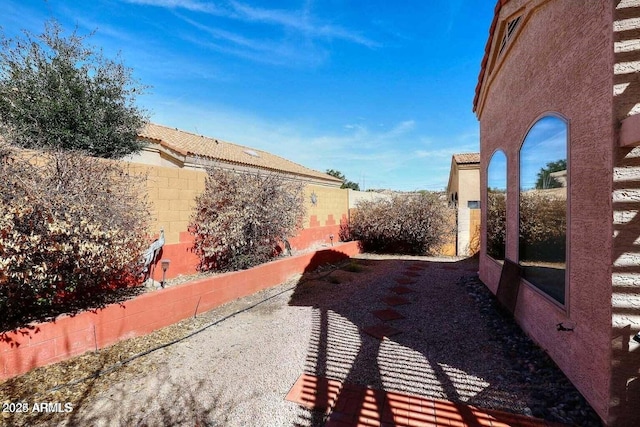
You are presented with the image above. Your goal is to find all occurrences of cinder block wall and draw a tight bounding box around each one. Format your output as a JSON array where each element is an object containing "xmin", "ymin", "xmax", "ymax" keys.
[
  {"xmin": 123, "ymin": 163, "xmax": 350, "ymax": 279},
  {"xmin": 125, "ymin": 163, "xmax": 205, "ymax": 245},
  {"xmin": 289, "ymin": 184, "xmax": 349, "ymax": 250},
  {"xmin": 8, "ymin": 153, "xmax": 350, "ymax": 280}
]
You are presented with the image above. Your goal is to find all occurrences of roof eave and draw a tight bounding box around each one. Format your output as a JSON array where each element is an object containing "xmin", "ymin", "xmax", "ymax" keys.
[{"xmin": 473, "ymin": 0, "xmax": 511, "ymax": 115}]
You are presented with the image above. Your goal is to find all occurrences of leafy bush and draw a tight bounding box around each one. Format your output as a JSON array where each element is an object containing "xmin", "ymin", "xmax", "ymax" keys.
[
  {"xmin": 346, "ymin": 193, "xmax": 455, "ymax": 255},
  {"xmin": 189, "ymin": 168, "xmax": 306, "ymax": 272},
  {"xmin": 0, "ymin": 145, "xmax": 150, "ymax": 330},
  {"xmin": 0, "ymin": 20, "xmax": 148, "ymax": 158}
]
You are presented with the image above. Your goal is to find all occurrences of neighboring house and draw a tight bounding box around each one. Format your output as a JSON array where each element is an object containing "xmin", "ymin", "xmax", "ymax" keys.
[
  {"xmin": 474, "ymin": 1, "xmax": 640, "ymax": 425},
  {"xmin": 127, "ymin": 122, "xmax": 343, "ymax": 187},
  {"xmin": 124, "ymin": 123, "xmax": 348, "ymax": 280},
  {"xmin": 446, "ymin": 153, "xmax": 481, "ymax": 256}
]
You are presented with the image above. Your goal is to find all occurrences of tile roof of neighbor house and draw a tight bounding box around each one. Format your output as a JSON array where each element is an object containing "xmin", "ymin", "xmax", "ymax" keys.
[
  {"xmin": 473, "ymin": 0, "xmax": 513, "ymax": 112},
  {"xmin": 453, "ymin": 153, "xmax": 481, "ymax": 164},
  {"xmin": 139, "ymin": 123, "xmax": 342, "ymax": 183}
]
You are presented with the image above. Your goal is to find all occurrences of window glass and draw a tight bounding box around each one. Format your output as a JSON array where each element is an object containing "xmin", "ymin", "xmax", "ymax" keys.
[
  {"xmin": 519, "ymin": 116, "xmax": 567, "ymax": 304},
  {"xmin": 487, "ymin": 150, "xmax": 507, "ymax": 261}
]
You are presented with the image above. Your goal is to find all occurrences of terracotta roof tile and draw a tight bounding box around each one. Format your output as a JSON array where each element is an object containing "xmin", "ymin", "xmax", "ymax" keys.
[
  {"xmin": 453, "ymin": 152, "xmax": 480, "ymax": 164},
  {"xmin": 139, "ymin": 123, "xmax": 341, "ymax": 183}
]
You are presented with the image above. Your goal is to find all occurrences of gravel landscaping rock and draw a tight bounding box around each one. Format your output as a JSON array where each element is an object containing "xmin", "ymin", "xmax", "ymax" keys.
[{"xmin": 0, "ymin": 255, "xmax": 603, "ymax": 426}]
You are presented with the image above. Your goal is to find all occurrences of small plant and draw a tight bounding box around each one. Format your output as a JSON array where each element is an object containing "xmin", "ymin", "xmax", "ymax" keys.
[
  {"xmin": 190, "ymin": 168, "xmax": 306, "ymax": 272},
  {"xmin": 342, "ymin": 260, "xmax": 364, "ymax": 273},
  {"xmin": 347, "ymin": 193, "xmax": 455, "ymax": 255}
]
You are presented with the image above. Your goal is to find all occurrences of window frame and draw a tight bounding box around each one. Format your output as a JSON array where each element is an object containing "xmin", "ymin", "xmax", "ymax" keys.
[
  {"xmin": 517, "ymin": 112, "xmax": 571, "ymax": 311},
  {"xmin": 485, "ymin": 149, "xmax": 508, "ymax": 264}
]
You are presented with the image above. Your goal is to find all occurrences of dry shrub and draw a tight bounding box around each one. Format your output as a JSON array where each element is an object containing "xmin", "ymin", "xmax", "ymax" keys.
[
  {"xmin": 519, "ymin": 191, "xmax": 566, "ymax": 262},
  {"xmin": 0, "ymin": 145, "xmax": 150, "ymax": 330},
  {"xmin": 348, "ymin": 193, "xmax": 455, "ymax": 255},
  {"xmin": 486, "ymin": 191, "xmax": 506, "ymax": 259},
  {"xmin": 189, "ymin": 168, "xmax": 306, "ymax": 272}
]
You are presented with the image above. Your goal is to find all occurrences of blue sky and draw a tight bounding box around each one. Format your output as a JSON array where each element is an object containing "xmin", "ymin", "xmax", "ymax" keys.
[{"xmin": 2, "ymin": 1, "xmax": 494, "ymax": 191}]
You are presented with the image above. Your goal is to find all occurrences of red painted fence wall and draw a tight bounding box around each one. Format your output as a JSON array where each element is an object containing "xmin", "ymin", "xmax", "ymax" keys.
[{"xmin": 0, "ymin": 241, "xmax": 360, "ymax": 381}]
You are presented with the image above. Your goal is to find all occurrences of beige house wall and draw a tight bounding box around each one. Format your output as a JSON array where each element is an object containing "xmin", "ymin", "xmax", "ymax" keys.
[
  {"xmin": 458, "ymin": 164, "xmax": 481, "ymax": 256},
  {"xmin": 303, "ymin": 184, "xmax": 349, "ymax": 229},
  {"xmin": 448, "ymin": 162, "xmax": 481, "ymax": 256},
  {"xmin": 457, "ymin": 167, "xmax": 481, "ymax": 207}
]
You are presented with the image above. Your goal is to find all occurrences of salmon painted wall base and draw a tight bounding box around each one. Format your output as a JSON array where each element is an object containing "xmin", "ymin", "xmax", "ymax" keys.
[{"xmin": 0, "ymin": 241, "xmax": 361, "ymax": 381}]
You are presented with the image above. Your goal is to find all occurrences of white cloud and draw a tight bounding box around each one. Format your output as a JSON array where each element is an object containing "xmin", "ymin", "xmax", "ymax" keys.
[
  {"xmin": 122, "ymin": 0, "xmax": 220, "ymax": 13},
  {"xmin": 227, "ymin": 1, "xmax": 379, "ymax": 48},
  {"xmin": 122, "ymin": 0, "xmax": 378, "ymax": 47},
  {"xmin": 121, "ymin": 0, "xmax": 380, "ymax": 67},
  {"xmin": 146, "ymin": 98, "xmax": 477, "ymax": 191},
  {"xmin": 176, "ymin": 14, "xmax": 329, "ymax": 66}
]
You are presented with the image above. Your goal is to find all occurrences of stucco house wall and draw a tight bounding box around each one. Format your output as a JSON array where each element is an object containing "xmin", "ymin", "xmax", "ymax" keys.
[
  {"xmin": 447, "ymin": 154, "xmax": 481, "ymax": 256},
  {"xmin": 475, "ymin": 0, "xmax": 617, "ymax": 423}
]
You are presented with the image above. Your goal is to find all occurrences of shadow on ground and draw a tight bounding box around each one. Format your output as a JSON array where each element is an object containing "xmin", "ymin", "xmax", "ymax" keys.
[{"xmin": 288, "ymin": 252, "xmax": 601, "ymax": 427}]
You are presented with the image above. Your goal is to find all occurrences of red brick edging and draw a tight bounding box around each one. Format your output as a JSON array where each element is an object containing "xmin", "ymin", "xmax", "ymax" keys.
[{"xmin": 286, "ymin": 373, "xmax": 568, "ymax": 427}]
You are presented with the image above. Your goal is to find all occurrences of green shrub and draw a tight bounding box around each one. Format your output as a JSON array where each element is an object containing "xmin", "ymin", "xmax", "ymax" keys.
[
  {"xmin": 347, "ymin": 193, "xmax": 454, "ymax": 255},
  {"xmin": 189, "ymin": 168, "xmax": 306, "ymax": 272},
  {"xmin": 341, "ymin": 260, "xmax": 364, "ymax": 273},
  {"xmin": 0, "ymin": 20, "xmax": 148, "ymax": 158},
  {"xmin": 0, "ymin": 145, "xmax": 150, "ymax": 330}
]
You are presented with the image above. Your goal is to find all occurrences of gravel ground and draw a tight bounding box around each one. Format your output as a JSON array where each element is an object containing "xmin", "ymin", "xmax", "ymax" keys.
[{"xmin": 1, "ymin": 255, "xmax": 602, "ymax": 426}]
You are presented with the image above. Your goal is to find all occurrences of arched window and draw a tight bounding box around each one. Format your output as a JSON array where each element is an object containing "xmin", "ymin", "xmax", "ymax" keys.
[
  {"xmin": 519, "ymin": 115, "xmax": 568, "ymax": 305},
  {"xmin": 487, "ymin": 150, "xmax": 507, "ymax": 261}
]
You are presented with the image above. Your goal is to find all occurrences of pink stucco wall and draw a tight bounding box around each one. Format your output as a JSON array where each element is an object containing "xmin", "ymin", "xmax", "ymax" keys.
[{"xmin": 476, "ymin": 0, "xmax": 614, "ymax": 423}]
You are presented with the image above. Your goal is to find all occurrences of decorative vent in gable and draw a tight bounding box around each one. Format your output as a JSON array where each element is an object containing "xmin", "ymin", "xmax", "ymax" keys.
[{"xmin": 499, "ymin": 15, "xmax": 522, "ymax": 55}]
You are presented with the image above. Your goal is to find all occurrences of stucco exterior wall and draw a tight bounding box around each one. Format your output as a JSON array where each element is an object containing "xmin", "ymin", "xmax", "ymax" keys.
[
  {"xmin": 447, "ymin": 162, "xmax": 480, "ymax": 256},
  {"xmin": 477, "ymin": 0, "xmax": 613, "ymax": 422},
  {"xmin": 457, "ymin": 167, "xmax": 481, "ymax": 256},
  {"xmin": 457, "ymin": 167, "xmax": 481, "ymax": 207}
]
